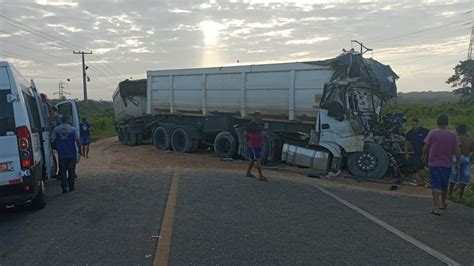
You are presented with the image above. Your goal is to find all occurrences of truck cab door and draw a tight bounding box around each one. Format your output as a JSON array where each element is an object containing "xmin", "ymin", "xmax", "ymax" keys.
[
  {"xmin": 31, "ymin": 80, "xmax": 54, "ymax": 179},
  {"xmin": 55, "ymin": 100, "xmax": 81, "ymax": 162}
]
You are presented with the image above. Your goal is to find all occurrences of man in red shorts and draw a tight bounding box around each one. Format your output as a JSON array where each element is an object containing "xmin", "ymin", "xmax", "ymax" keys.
[
  {"xmin": 423, "ymin": 115, "xmax": 460, "ymax": 216},
  {"xmin": 245, "ymin": 112, "xmax": 267, "ymax": 182}
]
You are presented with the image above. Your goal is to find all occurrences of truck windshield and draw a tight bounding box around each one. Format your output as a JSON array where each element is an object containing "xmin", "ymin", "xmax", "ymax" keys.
[{"xmin": 0, "ymin": 89, "xmax": 15, "ymax": 136}]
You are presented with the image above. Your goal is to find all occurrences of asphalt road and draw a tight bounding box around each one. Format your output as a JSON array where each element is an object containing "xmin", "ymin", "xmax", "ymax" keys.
[{"xmin": 1, "ymin": 169, "xmax": 472, "ymax": 265}]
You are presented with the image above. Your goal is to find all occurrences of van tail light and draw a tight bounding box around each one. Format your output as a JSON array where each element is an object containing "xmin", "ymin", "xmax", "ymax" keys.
[{"xmin": 16, "ymin": 126, "xmax": 34, "ymax": 170}]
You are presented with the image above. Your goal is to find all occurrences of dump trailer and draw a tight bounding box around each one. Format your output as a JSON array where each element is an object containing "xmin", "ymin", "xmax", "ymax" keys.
[{"xmin": 113, "ymin": 52, "xmax": 402, "ymax": 179}]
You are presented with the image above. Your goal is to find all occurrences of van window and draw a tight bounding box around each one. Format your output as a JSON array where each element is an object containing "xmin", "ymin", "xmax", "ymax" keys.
[
  {"xmin": 0, "ymin": 90, "xmax": 15, "ymax": 136},
  {"xmin": 22, "ymin": 91, "xmax": 42, "ymax": 133}
]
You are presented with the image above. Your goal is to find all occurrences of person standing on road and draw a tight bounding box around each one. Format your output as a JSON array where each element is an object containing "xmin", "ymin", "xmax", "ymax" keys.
[
  {"xmin": 80, "ymin": 118, "xmax": 92, "ymax": 158},
  {"xmin": 448, "ymin": 124, "xmax": 473, "ymax": 201},
  {"xmin": 51, "ymin": 115, "xmax": 82, "ymax": 193},
  {"xmin": 423, "ymin": 115, "xmax": 460, "ymax": 216},
  {"xmin": 404, "ymin": 118, "xmax": 430, "ymax": 186},
  {"xmin": 245, "ymin": 112, "xmax": 267, "ymax": 182}
]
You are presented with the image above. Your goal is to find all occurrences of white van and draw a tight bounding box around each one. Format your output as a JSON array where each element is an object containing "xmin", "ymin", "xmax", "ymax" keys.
[{"xmin": 0, "ymin": 62, "xmax": 79, "ymax": 210}]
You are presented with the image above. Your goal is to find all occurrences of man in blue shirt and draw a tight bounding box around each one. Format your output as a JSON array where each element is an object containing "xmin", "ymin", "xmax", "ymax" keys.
[
  {"xmin": 80, "ymin": 118, "xmax": 92, "ymax": 158},
  {"xmin": 51, "ymin": 115, "xmax": 82, "ymax": 193},
  {"xmin": 405, "ymin": 118, "xmax": 430, "ymax": 186}
]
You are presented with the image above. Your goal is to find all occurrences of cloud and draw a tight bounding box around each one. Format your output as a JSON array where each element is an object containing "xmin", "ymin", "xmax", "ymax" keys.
[
  {"xmin": 1, "ymin": 0, "xmax": 471, "ymax": 99},
  {"xmin": 35, "ymin": 0, "xmax": 78, "ymax": 7},
  {"xmin": 285, "ymin": 36, "xmax": 331, "ymax": 45},
  {"xmin": 168, "ymin": 9, "xmax": 192, "ymax": 13}
]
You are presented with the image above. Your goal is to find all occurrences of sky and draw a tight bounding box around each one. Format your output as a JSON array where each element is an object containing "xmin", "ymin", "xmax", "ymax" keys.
[{"xmin": 0, "ymin": 0, "xmax": 473, "ymax": 100}]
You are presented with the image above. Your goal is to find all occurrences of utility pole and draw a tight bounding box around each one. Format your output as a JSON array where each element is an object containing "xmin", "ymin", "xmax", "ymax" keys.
[
  {"xmin": 73, "ymin": 50, "xmax": 92, "ymax": 117},
  {"xmin": 53, "ymin": 80, "xmax": 70, "ymax": 100},
  {"xmin": 468, "ymin": 25, "xmax": 473, "ymax": 60}
]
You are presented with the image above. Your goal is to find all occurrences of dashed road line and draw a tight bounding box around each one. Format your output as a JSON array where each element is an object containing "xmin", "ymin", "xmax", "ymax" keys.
[
  {"xmin": 310, "ymin": 183, "xmax": 460, "ymax": 266},
  {"xmin": 154, "ymin": 172, "xmax": 180, "ymax": 266}
]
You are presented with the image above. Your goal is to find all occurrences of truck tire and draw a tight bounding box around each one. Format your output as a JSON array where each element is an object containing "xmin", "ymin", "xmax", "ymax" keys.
[
  {"xmin": 127, "ymin": 130, "xmax": 137, "ymax": 146},
  {"xmin": 214, "ymin": 131, "xmax": 238, "ymax": 158},
  {"xmin": 30, "ymin": 181, "xmax": 46, "ymax": 210},
  {"xmin": 171, "ymin": 127, "xmax": 194, "ymax": 153},
  {"xmin": 347, "ymin": 142, "xmax": 389, "ymax": 179},
  {"xmin": 153, "ymin": 126, "xmax": 171, "ymax": 150}
]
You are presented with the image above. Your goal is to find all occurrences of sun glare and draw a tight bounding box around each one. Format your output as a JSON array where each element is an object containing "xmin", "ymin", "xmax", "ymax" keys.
[{"xmin": 199, "ymin": 20, "xmax": 220, "ymax": 46}]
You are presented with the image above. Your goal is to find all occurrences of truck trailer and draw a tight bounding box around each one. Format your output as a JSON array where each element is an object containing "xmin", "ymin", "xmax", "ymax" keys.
[{"xmin": 113, "ymin": 52, "xmax": 403, "ymax": 179}]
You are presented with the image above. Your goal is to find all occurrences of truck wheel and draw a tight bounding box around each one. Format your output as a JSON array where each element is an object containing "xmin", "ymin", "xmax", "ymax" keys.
[
  {"xmin": 171, "ymin": 128, "xmax": 193, "ymax": 153},
  {"xmin": 153, "ymin": 126, "xmax": 171, "ymax": 150},
  {"xmin": 127, "ymin": 130, "xmax": 137, "ymax": 146},
  {"xmin": 30, "ymin": 181, "xmax": 46, "ymax": 210},
  {"xmin": 347, "ymin": 142, "xmax": 389, "ymax": 179},
  {"xmin": 214, "ymin": 131, "xmax": 237, "ymax": 158}
]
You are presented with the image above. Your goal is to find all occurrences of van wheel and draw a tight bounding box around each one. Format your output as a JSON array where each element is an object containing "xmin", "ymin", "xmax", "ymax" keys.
[
  {"xmin": 30, "ymin": 181, "xmax": 46, "ymax": 210},
  {"xmin": 214, "ymin": 131, "xmax": 237, "ymax": 158},
  {"xmin": 171, "ymin": 128, "xmax": 193, "ymax": 153},
  {"xmin": 153, "ymin": 126, "xmax": 171, "ymax": 150},
  {"xmin": 347, "ymin": 142, "xmax": 389, "ymax": 179}
]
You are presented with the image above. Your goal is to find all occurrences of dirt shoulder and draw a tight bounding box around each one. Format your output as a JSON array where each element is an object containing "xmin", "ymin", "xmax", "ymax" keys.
[{"xmin": 78, "ymin": 137, "xmax": 433, "ymax": 198}]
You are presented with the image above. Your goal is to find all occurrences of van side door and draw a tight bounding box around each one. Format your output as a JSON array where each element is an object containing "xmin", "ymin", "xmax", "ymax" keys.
[
  {"xmin": 55, "ymin": 100, "xmax": 80, "ymax": 162},
  {"xmin": 31, "ymin": 80, "xmax": 54, "ymax": 179}
]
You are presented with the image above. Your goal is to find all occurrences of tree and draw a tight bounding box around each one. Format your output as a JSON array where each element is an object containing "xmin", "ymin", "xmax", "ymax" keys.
[{"xmin": 446, "ymin": 59, "xmax": 474, "ymax": 102}]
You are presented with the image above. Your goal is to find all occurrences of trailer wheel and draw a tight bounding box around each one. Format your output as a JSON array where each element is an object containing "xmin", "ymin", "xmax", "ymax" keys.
[
  {"xmin": 214, "ymin": 131, "xmax": 237, "ymax": 158},
  {"xmin": 171, "ymin": 127, "xmax": 193, "ymax": 153},
  {"xmin": 153, "ymin": 126, "xmax": 171, "ymax": 150},
  {"xmin": 347, "ymin": 142, "xmax": 389, "ymax": 179}
]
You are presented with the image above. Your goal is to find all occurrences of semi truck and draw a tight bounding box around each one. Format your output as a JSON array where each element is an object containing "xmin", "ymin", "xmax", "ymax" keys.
[{"xmin": 113, "ymin": 52, "xmax": 403, "ymax": 179}]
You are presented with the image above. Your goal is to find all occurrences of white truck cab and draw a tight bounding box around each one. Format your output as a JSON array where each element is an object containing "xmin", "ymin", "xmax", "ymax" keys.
[{"xmin": 0, "ymin": 62, "xmax": 79, "ymax": 209}]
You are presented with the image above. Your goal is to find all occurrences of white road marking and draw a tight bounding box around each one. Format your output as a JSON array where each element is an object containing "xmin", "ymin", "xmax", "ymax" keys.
[{"xmin": 310, "ymin": 183, "xmax": 461, "ymax": 266}]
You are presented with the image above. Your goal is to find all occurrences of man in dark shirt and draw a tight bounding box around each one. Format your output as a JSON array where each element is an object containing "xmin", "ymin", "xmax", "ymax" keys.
[
  {"xmin": 245, "ymin": 112, "xmax": 267, "ymax": 182},
  {"xmin": 51, "ymin": 115, "xmax": 82, "ymax": 193},
  {"xmin": 405, "ymin": 118, "xmax": 430, "ymax": 186}
]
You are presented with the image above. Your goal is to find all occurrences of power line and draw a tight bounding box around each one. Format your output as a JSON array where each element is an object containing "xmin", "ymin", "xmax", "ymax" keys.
[
  {"xmin": 0, "ymin": 51, "xmax": 78, "ymax": 75},
  {"xmin": 371, "ymin": 19, "xmax": 470, "ymax": 45},
  {"xmin": 0, "ymin": 37, "xmax": 70, "ymax": 61},
  {"xmin": 0, "ymin": 14, "xmax": 124, "ymax": 82}
]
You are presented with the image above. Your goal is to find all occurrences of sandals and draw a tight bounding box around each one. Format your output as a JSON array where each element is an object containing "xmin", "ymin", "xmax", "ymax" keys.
[
  {"xmin": 430, "ymin": 210, "xmax": 441, "ymax": 216},
  {"xmin": 439, "ymin": 204, "xmax": 447, "ymax": 210}
]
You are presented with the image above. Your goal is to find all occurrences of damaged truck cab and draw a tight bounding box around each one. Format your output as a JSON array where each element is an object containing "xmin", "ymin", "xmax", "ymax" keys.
[{"xmin": 291, "ymin": 53, "xmax": 400, "ymax": 178}]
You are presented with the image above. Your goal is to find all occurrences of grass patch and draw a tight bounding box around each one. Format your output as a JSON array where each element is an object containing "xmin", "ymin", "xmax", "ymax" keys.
[
  {"xmin": 82, "ymin": 111, "xmax": 116, "ymax": 140},
  {"xmin": 450, "ymin": 185, "xmax": 474, "ymax": 208},
  {"xmin": 384, "ymin": 102, "xmax": 474, "ymax": 131}
]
